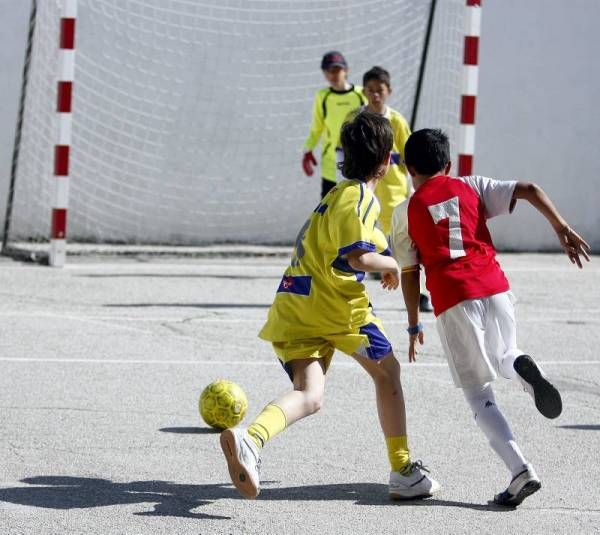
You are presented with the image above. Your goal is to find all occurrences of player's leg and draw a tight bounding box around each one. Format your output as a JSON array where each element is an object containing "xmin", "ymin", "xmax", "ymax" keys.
[
  {"xmin": 221, "ymin": 356, "xmax": 326, "ymax": 499},
  {"xmin": 351, "ymin": 347, "xmax": 440, "ymax": 499},
  {"xmin": 438, "ymin": 298, "xmax": 539, "ymax": 505},
  {"xmin": 462, "ymin": 382, "xmax": 540, "ymax": 506},
  {"xmin": 352, "ymin": 350, "xmax": 406, "ymax": 437},
  {"xmin": 249, "ymin": 356, "xmax": 327, "ymax": 445},
  {"xmin": 487, "ymin": 292, "xmax": 562, "ymax": 419}
]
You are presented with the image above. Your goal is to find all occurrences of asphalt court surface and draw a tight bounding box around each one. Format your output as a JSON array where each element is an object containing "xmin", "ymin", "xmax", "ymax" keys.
[{"xmin": 0, "ymin": 253, "xmax": 599, "ymax": 534}]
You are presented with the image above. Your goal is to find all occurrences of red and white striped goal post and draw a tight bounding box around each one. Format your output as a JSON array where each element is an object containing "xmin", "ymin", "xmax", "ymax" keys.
[
  {"xmin": 49, "ymin": 0, "xmax": 77, "ymax": 267},
  {"xmin": 458, "ymin": 0, "xmax": 481, "ymax": 177}
]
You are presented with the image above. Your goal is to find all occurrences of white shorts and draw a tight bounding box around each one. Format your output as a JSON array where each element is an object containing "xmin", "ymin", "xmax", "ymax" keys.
[{"xmin": 436, "ymin": 291, "xmax": 523, "ymax": 388}]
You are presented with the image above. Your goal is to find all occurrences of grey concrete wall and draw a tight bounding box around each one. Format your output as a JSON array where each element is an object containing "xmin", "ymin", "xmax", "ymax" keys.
[
  {"xmin": 477, "ymin": 0, "xmax": 599, "ymax": 250},
  {"xmin": 0, "ymin": 1, "xmax": 597, "ymax": 249}
]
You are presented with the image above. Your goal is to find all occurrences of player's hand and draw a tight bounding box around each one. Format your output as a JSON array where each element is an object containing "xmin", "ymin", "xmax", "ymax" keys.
[
  {"xmin": 408, "ymin": 331, "xmax": 424, "ymax": 363},
  {"xmin": 556, "ymin": 226, "xmax": 591, "ymax": 269},
  {"xmin": 302, "ymin": 151, "xmax": 317, "ymax": 176},
  {"xmin": 380, "ymin": 270, "xmax": 399, "ymax": 290}
]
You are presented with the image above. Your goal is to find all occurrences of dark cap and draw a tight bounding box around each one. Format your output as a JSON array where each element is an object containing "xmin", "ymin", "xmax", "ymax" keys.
[{"xmin": 321, "ymin": 51, "xmax": 347, "ymax": 70}]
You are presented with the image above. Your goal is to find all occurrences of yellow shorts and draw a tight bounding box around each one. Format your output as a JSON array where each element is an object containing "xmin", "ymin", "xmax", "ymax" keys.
[{"xmin": 271, "ymin": 314, "xmax": 392, "ymax": 381}]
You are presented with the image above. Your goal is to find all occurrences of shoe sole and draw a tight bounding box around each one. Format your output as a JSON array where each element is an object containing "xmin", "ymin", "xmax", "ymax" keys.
[
  {"xmin": 514, "ymin": 355, "xmax": 562, "ymax": 419},
  {"xmin": 389, "ymin": 483, "xmax": 440, "ymax": 501},
  {"xmin": 494, "ymin": 479, "xmax": 542, "ymax": 507},
  {"xmin": 389, "ymin": 491, "xmax": 434, "ymax": 501},
  {"xmin": 220, "ymin": 430, "xmax": 260, "ymax": 499}
]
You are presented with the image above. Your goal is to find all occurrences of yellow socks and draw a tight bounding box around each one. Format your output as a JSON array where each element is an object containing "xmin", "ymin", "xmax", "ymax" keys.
[
  {"xmin": 247, "ymin": 404, "xmax": 287, "ymax": 449},
  {"xmin": 386, "ymin": 435, "xmax": 410, "ymax": 472}
]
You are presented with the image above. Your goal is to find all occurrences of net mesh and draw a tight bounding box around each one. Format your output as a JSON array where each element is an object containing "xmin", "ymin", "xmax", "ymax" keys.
[{"xmin": 10, "ymin": 0, "xmax": 465, "ymax": 245}]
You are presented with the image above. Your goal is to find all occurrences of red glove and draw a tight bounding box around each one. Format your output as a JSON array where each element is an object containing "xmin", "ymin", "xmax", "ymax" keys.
[{"xmin": 302, "ymin": 151, "xmax": 317, "ymax": 176}]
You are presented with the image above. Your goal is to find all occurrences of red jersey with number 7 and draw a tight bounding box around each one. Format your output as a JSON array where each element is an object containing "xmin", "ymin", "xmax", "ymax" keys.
[{"xmin": 407, "ymin": 175, "xmax": 517, "ymax": 315}]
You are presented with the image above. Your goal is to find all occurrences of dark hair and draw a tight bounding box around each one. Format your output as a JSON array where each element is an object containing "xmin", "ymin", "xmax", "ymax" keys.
[
  {"xmin": 339, "ymin": 111, "xmax": 393, "ymax": 181},
  {"xmin": 321, "ymin": 51, "xmax": 347, "ymax": 70},
  {"xmin": 404, "ymin": 128, "xmax": 450, "ymax": 176},
  {"xmin": 363, "ymin": 66, "xmax": 391, "ymax": 89}
]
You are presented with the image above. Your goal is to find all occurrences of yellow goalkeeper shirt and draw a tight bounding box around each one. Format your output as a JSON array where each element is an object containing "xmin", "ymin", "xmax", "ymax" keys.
[
  {"xmin": 259, "ymin": 179, "xmax": 390, "ymax": 342},
  {"xmin": 303, "ymin": 85, "xmax": 366, "ymax": 182}
]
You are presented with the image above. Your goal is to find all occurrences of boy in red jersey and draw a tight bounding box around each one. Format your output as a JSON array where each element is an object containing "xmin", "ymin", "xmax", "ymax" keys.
[{"xmin": 390, "ymin": 128, "xmax": 590, "ymax": 507}]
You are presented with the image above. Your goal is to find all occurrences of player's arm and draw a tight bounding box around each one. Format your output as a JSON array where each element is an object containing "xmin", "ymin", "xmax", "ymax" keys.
[
  {"xmin": 513, "ymin": 182, "xmax": 591, "ymax": 268},
  {"xmin": 346, "ymin": 250, "xmax": 400, "ymax": 290},
  {"xmin": 400, "ymin": 266, "xmax": 423, "ymax": 362},
  {"xmin": 390, "ymin": 201, "xmax": 424, "ymax": 361},
  {"xmin": 302, "ymin": 93, "xmax": 325, "ymax": 176}
]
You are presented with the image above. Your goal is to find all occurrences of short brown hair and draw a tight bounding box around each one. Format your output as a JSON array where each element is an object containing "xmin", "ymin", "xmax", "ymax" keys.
[{"xmin": 339, "ymin": 111, "xmax": 393, "ymax": 181}]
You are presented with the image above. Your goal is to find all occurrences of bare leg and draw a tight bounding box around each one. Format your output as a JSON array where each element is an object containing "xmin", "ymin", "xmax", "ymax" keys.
[
  {"xmin": 222, "ymin": 357, "xmax": 327, "ymax": 498},
  {"xmin": 270, "ymin": 357, "xmax": 327, "ymax": 426},
  {"xmin": 352, "ymin": 351, "xmax": 407, "ymax": 437}
]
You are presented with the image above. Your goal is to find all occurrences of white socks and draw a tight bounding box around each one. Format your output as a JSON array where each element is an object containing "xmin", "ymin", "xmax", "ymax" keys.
[{"xmin": 464, "ymin": 383, "xmax": 528, "ymax": 477}]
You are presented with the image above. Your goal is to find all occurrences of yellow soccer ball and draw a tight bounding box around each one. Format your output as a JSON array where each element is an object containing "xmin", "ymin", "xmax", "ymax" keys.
[{"xmin": 199, "ymin": 379, "xmax": 248, "ymax": 430}]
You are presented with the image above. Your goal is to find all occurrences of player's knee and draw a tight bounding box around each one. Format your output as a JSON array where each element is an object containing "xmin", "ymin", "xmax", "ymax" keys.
[
  {"xmin": 373, "ymin": 368, "xmax": 401, "ymax": 392},
  {"xmin": 377, "ymin": 356, "xmax": 401, "ymax": 382},
  {"xmin": 304, "ymin": 390, "xmax": 323, "ymax": 414},
  {"xmin": 380, "ymin": 352, "xmax": 401, "ymax": 375}
]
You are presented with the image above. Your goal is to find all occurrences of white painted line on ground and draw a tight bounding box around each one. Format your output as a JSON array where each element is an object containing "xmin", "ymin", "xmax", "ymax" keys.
[
  {"xmin": 63, "ymin": 263, "xmax": 286, "ymax": 271},
  {"xmin": 56, "ymin": 262, "xmax": 600, "ymax": 274},
  {"xmin": 1, "ymin": 312, "xmax": 599, "ymax": 324},
  {"xmin": 0, "ymin": 357, "xmax": 597, "ymax": 367}
]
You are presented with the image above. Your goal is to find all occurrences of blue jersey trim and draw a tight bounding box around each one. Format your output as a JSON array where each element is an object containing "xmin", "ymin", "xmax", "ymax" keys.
[
  {"xmin": 357, "ymin": 182, "xmax": 364, "ymax": 216},
  {"xmin": 281, "ymin": 360, "xmax": 294, "ymax": 382},
  {"xmin": 331, "ymin": 256, "xmax": 365, "ymax": 282},
  {"xmin": 276, "ymin": 275, "xmax": 312, "ymax": 296},
  {"xmin": 314, "ymin": 203, "xmax": 328, "ymax": 215},
  {"xmin": 338, "ymin": 240, "xmax": 376, "ymax": 257},
  {"xmin": 359, "ymin": 322, "xmax": 393, "ymax": 360},
  {"xmin": 362, "ymin": 197, "xmax": 375, "ymax": 224}
]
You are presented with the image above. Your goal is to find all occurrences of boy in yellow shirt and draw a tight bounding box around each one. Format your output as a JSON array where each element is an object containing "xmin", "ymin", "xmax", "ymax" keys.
[
  {"xmin": 347, "ymin": 66, "xmax": 411, "ymax": 236},
  {"xmin": 346, "ymin": 66, "xmax": 433, "ymax": 311},
  {"xmin": 302, "ymin": 51, "xmax": 366, "ymax": 198},
  {"xmin": 221, "ymin": 111, "xmax": 439, "ymax": 501}
]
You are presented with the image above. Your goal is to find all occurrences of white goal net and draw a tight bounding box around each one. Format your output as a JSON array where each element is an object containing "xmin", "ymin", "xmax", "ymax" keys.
[{"xmin": 8, "ymin": 0, "xmax": 466, "ymax": 246}]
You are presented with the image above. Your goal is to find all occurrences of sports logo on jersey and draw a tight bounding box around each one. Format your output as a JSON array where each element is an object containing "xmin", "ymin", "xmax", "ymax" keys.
[{"xmin": 277, "ymin": 275, "xmax": 312, "ymax": 296}]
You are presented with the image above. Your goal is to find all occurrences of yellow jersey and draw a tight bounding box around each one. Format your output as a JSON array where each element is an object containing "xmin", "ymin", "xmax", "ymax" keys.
[
  {"xmin": 303, "ymin": 85, "xmax": 366, "ymax": 182},
  {"xmin": 343, "ymin": 106, "xmax": 411, "ymax": 235},
  {"xmin": 259, "ymin": 180, "xmax": 389, "ymax": 342}
]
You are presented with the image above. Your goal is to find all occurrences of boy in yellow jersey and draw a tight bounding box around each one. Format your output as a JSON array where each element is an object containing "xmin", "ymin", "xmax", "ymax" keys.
[
  {"xmin": 302, "ymin": 51, "xmax": 366, "ymax": 198},
  {"xmin": 220, "ymin": 111, "xmax": 440, "ymax": 501},
  {"xmin": 345, "ymin": 66, "xmax": 433, "ymax": 312}
]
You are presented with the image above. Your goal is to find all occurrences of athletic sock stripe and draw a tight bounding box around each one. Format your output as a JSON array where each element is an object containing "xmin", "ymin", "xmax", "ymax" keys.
[{"xmin": 250, "ymin": 423, "xmax": 270, "ymax": 444}]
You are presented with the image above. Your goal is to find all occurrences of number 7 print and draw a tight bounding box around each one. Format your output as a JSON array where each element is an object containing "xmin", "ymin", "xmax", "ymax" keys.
[{"xmin": 427, "ymin": 196, "xmax": 466, "ymax": 259}]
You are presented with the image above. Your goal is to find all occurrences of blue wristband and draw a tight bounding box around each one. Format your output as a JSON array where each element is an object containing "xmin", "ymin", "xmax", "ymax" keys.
[{"xmin": 406, "ymin": 323, "xmax": 423, "ymax": 335}]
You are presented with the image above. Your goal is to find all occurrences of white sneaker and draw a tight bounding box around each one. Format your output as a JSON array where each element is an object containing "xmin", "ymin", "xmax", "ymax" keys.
[
  {"xmin": 494, "ymin": 464, "xmax": 541, "ymax": 506},
  {"xmin": 514, "ymin": 354, "xmax": 562, "ymax": 419},
  {"xmin": 220, "ymin": 427, "xmax": 261, "ymax": 499},
  {"xmin": 389, "ymin": 461, "xmax": 441, "ymax": 500}
]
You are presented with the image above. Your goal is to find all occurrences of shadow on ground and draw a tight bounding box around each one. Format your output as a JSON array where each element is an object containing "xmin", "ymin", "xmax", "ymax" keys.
[
  {"xmin": 159, "ymin": 427, "xmax": 220, "ymax": 434},
  {"xmin": 557, "ymin": 424, "xmax": 600, "ymax": 431},
  {"xmin": 103, "ymin": 303, "xmax": 272, "ymax": 309},
  {"xmin": 0, "ymin": 476, "xmax": 514, "ymax": 519},
  {"xmin": 78, "ymin": 274, "xmax": 279, "ymax": 280}
]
